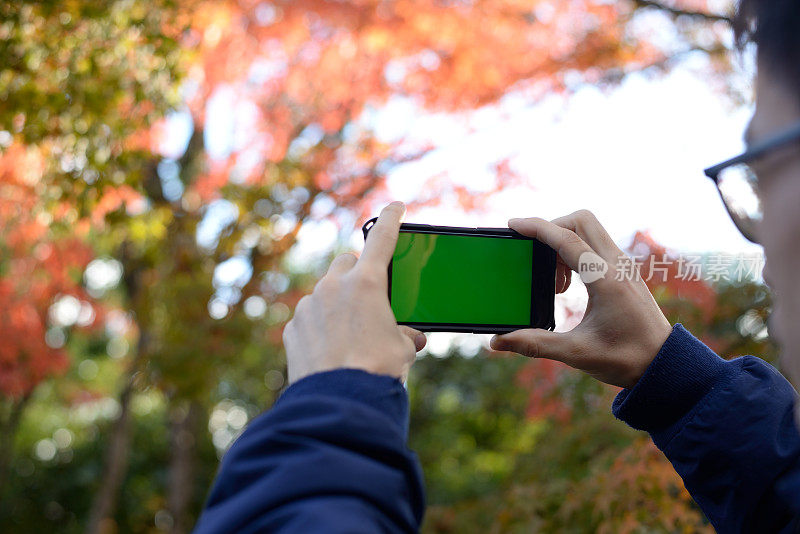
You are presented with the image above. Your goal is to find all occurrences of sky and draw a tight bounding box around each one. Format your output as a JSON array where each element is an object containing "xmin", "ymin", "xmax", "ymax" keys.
[{"xmin": 372, "ymin": 53, "xmax": 759, "ymax": 257}]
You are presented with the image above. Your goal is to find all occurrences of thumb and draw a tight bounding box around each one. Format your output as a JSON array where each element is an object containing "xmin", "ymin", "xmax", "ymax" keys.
[
  {"xmin": 399, "ymin": 326, "xmax": 427, "ymax": 352},
  {"xmin": 490, "ymin": 329, "xmax": 576, "ymax": 364}
]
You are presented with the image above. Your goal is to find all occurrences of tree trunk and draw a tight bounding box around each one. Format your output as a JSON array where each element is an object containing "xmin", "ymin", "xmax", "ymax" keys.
[
  {"xmin": 85, "ymin": 138, "xmax": 166, "ymax": 533},
  {"xmin": 166, "ymin": 400, "xmax": 202, "ymax": 534},
  {"xmin": 85, "ymin": 374, "xmax": 136, "ymax": 534}
]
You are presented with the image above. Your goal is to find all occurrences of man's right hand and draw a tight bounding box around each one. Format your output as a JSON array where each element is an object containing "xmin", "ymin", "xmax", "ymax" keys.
[{"xmin": 490, "ymin": 210, "xmax": 672, "ymax": 390}]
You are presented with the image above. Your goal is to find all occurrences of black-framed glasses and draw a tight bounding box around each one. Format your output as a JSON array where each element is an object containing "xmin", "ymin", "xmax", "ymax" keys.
[{"xmin": 704, "ymin": 121, "xmax": 800, "ymax": 244}]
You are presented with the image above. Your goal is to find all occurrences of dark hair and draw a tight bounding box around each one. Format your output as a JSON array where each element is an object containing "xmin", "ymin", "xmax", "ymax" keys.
[{"xmin": 734, "ymin": 0, "xmax": 800, "ymax": 89}]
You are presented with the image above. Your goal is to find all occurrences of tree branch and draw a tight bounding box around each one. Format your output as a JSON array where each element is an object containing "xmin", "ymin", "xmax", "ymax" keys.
[{"xmin": 633, "ymin": 0, "xmax": 732, "ymax": 24}]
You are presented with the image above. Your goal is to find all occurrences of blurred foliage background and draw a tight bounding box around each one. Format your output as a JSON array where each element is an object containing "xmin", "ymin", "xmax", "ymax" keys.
[{"xmin": 0, "ymin": 0, "xmax": 774, "ymax": 532}]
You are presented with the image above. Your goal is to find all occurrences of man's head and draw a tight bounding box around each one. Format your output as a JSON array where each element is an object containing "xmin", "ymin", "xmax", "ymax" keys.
[{"xmin": 734, "ymin": 0, "xmax": 800, "ymax": 384}]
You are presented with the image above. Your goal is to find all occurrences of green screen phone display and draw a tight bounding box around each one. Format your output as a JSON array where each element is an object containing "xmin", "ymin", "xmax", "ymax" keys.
[{"xmin": 390, "ymin": 232, "xmax": 533, "ymax": 325}]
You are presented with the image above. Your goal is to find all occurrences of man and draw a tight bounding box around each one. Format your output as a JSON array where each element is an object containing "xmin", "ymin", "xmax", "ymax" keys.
[{"xmin": 194, "ymin": 0, "xmax": 800, "ymax": 531}]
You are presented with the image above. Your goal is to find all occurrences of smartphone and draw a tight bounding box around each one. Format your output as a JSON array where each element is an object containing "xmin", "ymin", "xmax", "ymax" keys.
[{"xmin": 362, "ymin": 218, "xmax": 556, "ymax": 334}]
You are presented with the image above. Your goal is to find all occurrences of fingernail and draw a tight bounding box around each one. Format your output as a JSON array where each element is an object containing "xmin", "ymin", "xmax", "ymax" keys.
[
  {"xmin": 415, "ymin": 333, "xmax": 426, "ymax": 347},
  {"xmin": 390, "ymin": 201, "xmax": 405, "ymax": 209},
  {"xmin": 508, "ymin": 218, "xmax": 521, "ymax": 226},
  {"xmin": 490, "ymin": 335, "xmax": 500, "ymax": 347}
]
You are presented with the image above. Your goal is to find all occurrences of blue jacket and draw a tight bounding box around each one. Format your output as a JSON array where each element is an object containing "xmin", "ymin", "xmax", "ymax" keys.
[{"xmin": 194, "ymin": 324, "xmax": 800, "ymax": 533}]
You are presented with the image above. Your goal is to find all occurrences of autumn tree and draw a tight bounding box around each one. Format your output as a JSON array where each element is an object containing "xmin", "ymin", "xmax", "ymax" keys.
[
  {"xmin": 1, "ymin": 0, "xmax": 743, "ymax": 532},
  {"xmin": 0, "ymin": 144, "xmax": 94, "ymax": 494},
  {"xmin": 0, "ymin": 0, "xmax": 181, "ymax": 500}
]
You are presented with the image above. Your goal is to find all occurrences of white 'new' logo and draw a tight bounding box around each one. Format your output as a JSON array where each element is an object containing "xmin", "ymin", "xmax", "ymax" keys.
[{"xmin": 578, "ymin": 251, "xmax": 608, "ymax": 284}]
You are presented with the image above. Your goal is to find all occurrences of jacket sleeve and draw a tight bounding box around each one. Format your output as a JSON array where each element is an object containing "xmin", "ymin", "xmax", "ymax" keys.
[
  {"xmin": 613, "ymin": 323, "xmax": 800, "ymax": 533},
  {"xmin": 193, "ymin": 369, "xmax": 426, "ymax": 534}
]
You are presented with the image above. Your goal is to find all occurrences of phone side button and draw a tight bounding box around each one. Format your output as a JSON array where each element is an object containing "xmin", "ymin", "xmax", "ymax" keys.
[{"xmin": 478, "ymin": 227, "xmax": 517, "ymax": 233}]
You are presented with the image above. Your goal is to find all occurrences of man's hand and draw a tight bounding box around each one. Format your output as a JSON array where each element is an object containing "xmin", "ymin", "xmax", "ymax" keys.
[
  {"xmin": 490, "ymin": 210, "xmax": 672, "ymax": 389},
  {"xmin": 283, "ymin": 202, "xmax": 427, "ymax": 385}
]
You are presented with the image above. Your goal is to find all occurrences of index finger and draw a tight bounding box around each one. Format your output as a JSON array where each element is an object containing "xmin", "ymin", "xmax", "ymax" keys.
[
  {"xmin": 360, "ymin": 202, "xmax": 405, "ymax": 269},
  {"xmin": 550, "ymin": 210, "xmax": 622, "ymax": 262},
  {"xmin": 508, "ymin": 217, "xmax": 595, "ymax": 273}
]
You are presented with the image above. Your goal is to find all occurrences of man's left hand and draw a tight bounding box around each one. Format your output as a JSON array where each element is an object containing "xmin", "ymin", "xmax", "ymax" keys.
[{"xmin": 283, "ymin": 202, "xmax": 427, "ymax": 384}]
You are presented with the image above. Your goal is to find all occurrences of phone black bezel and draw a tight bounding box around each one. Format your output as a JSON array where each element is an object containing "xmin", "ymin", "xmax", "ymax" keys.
[{"xmin": 362, "ymin": 218, "xmax": 556, "ymax": 334}]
